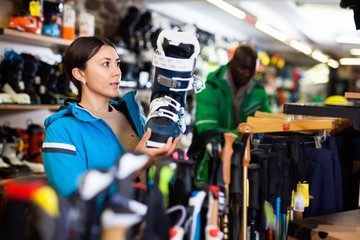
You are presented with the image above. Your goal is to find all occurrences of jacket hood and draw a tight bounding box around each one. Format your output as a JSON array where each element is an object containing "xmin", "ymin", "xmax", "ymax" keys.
[{"xmin": 44, "ymin": 102, "xmax": 81, "ymax": 129}]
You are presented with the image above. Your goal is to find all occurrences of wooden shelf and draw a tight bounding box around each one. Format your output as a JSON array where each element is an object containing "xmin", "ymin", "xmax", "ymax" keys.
[
  {"xmin": 0, "ymin": 104, "xmax": 61, "ymax": 111},
  {"xmin": 0, "ymin": 28, "xmax": 72, "ymax": 51}
]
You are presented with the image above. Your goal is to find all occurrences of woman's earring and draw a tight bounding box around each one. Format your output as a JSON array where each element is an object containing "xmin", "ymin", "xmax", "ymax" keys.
[{"xmin": 82, "ymin": 81, "xmax": 86, "ymax": 85}]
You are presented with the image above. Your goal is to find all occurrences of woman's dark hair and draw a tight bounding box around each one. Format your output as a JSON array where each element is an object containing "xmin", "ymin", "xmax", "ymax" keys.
[{"xmin": 63, "ymin": 35, "xmax": 116, "ymax": 100}]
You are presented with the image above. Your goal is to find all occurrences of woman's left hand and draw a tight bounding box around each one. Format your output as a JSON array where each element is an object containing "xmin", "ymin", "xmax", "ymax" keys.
[{"xmin": 135, "ymin": 128, "xmax": 180, "ymax": 168}]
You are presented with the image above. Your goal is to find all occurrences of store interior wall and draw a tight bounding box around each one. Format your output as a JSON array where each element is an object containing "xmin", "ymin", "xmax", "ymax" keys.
[{"xmin": 0, "ymin": 0, "xmax": 357, "ymax": 129}]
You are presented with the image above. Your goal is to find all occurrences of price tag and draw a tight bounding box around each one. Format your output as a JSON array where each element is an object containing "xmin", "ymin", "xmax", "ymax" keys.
[
  {"xmin": 29, "ymin": 1, "xmax": 41, "ymax": 17},
  {"xmin": 298, "ymin": 182, "xmax": 310, "ymax": 207},
  {"xmin": 292, "ymin": 182, "xmax": 310, "ymax": 212},
  {"xmin": 293, "ymin": 193, "xmax": 305, "ymax": 212}
]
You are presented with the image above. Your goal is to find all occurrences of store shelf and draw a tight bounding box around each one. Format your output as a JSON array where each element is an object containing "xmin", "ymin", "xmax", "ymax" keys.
[
  {"xmin": 0, "ymin": 104, "xmax": 61, "ymax": 111},
  {"xmin": 283, "ymin": 103, "xmax": 360, "ymax": 131},
  {"xmin": 0, "ymin": 28, "xmax": 72, "ymax": 50},
  {"xmin": 0, "ymin": 173, "xmax": 47, "ymax": 186}
]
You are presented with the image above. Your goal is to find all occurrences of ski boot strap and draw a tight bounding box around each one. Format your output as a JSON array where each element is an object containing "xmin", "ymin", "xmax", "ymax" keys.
[
  {"xmin": 149, "ymin": 95, "xmax": 182, "ymax": 113},
  {"xmin": 146, "ymin": 95, "xmax": 186, "ymax": 133},
  {"xmin": 146, "ymin": 108, "xmax": 186, "ymax": 133},
  {"xmin": 156, "ymin": 72, "xmax": 205, "ymax": 93}
]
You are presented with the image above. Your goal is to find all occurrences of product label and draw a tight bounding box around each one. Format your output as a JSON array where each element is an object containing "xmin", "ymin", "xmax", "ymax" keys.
[
  {"xmin": 63, "ymin": 4, "xmax": 76, "ymax": 27},
  {"xmin": 29, "ymin": 1, "xmax": 41, "ymax": 17}
]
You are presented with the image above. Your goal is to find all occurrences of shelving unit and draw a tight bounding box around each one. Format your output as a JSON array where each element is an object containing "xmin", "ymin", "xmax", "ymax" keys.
[
  {"xmin": 283, "ymin": 103, "xmax": 360, "ymax": 131},
  {"xmin": 0, "ymin": 28, "xmax": 72, "ymax": 51},
  {"xmin": 0, "ymin": 28, "xmax": 71, "ymax": 127},
  {"xmin": 0, "ymin": 104, "xmax": 61, "ymax": 111}
]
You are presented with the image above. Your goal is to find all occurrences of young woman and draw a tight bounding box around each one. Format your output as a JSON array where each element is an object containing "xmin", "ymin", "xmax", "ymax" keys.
[{"xmin": 41, "ymin": 36, "xmax": 179, "ymax": 198}]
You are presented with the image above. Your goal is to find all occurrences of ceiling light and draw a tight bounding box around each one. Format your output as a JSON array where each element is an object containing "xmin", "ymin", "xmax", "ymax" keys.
[
  {"xmin": 327, "ymin": 59, "xmax": 339, "ymax": 69},
  {"xmin": 340, "ymin": 58, "xmax": 360, "ymax": 65},
  {"xmin": 336, "ymin": 36, "xmax": 360, "ymax": 44},
  {"xmin": 255, "ymin": 20, "xmax": 288, "ymax": 42},
  {"xmin": 311, "ymin": 50, "xmax": 329, "ymax": 63},
  {"xmin": 350, "ymin": 48, "xmax": 360, "ymax": 55},
  {"xmin": 206, "ymin": 0, "xmax": 246, "ymax": 20},
  {"xmin": 300, "ymin": 63, "xmax": 329, "ymax": 85},
  {"xmin": 289, "ymin": 40, "xmax": 312, "ymax": 55}
]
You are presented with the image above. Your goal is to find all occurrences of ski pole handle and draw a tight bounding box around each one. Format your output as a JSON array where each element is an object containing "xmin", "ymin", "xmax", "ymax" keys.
[
  {"xmin": 236, "ymin": 123, "xmax": 253, "ymax": 240},
  {"xmin": 101, "ymin": 227, "xmax": 127, "ymax": 240},
  {"xmin": 221, "ymin": 132, "xmax": 237, "ymax": 240},
  {"xmin": 237, "ymin": 123, "xmax": 253, "ymax": 167},
  {"xmin": 221, "ymin": 132, "xmax": 238, "ymax": 185},
  {"xmin": 208, "ymin": 185, "xmax": 220, "ymax": 226}
]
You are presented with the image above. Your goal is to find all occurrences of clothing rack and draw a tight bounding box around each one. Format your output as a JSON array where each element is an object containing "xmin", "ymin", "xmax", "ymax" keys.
[
  {"xmin": 284, "ymin": 92, "xmax": 360, "ymax": 211},
  {"xmin": 236, "ymin": 111, "xmax": 335, "ymax": 239},
  {"xmin": 247, "ymin": 111, "xmax": 335, "ymax": 133}
]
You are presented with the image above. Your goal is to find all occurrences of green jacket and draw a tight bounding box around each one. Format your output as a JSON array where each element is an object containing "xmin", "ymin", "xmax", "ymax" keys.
[{"xmin": 195, "ymin": 64, "xmax": 271, "ymax": 136}]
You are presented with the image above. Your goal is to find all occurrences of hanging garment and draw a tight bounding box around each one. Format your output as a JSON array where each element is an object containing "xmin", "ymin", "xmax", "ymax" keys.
[
  {"xmin": 255, "ymin": 133, "xmax": 343, "ymax": 217},
  {"xmin": 303, "ymin": 135, "xmax": 343, "ymax": 217}
]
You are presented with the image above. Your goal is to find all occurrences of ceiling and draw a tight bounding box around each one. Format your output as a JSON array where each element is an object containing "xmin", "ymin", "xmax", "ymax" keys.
[{"xmin": 144, "ymin": 0, "xmax": 359, "ymax": 68}]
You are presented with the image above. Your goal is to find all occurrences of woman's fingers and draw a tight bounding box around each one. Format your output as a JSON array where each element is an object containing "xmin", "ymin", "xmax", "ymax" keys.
[
  {"xmin": 169, "ymin": 137, "xmax": 180, "ymax": 153},
  {"xmin": 162, "ymin": 137, "xmax": 173, "ymax": 151},
  {"xmin": 142, "ymin": 128, "xmax": 151, "ymax": 142},
  {"xmin": 137, "ymin": 131, "xmax": 180, "ymax": 162},
  {"xmin": 135, "ymin": 128, "xmax": 151, "ymax": 152},
  {"xmin": 135, "ymin": 130, "xmax": 180, "ymax": 169}
]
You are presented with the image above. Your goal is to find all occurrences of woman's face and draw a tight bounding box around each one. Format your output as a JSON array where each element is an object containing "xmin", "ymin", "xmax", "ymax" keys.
[{"xmin": 80, "ymin": 45, "xmax": 122, "ymax": 99}]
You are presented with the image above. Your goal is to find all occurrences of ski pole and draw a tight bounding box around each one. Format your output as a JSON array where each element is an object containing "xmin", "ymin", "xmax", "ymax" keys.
[
  {"xmin": 114, "ymin": 152, "xmax": 149, "ymax": 198},
  {"xmin": 280, "ymin": 157, "xmax": 291, "ymax": 240},
  {"xmin": 206, "ymin": 185, "xmax": 222, "ymax": 240},
  {"xmin": 189, "ymin": 190, "xmax": 207, "ymax": 240},
  {"xmin": 251, "ymin": 150, "xmax": 269, "ymax": 239},
  {"xmin": 77, "ymin": 168, "xmax": 117, "ymax": 240},
  {"xmin": 171, "ymin": 159, "xmax": 196, "ymax": 207},
  {"xmin": 215, "ymin": 144, "xmax": 226, "ymax": 219},
  {"xmin": 166, "ymin": 205, "xmax": 187, "ymax": 240},
  {"xmin": 267, "ymin": 152, "xmax": 279, "ymax": 240},
  {"xmin": 274, "ymin": 197, "xmax": 280, "ymax": 240},
  {"xmin": 271, "ymin": 143, "xmax": 285, "ymax": 240},
  {"xmin": 100, "ymin": 199, "xmax": 147, "ymax": 240},
  {"xmin": 101, "ymin": 153, "xmax": 149, "ymax": 240},
  {"xmin": 248, "ymin": 163, "xmax": 261, "ymax": 240},
  {"xmin": 208, "ymin": 140, "xmax": 222, "ymax": 185},
  {"xmin": 221, "ymin": 131, "xmax": 238, "ymax": 239},
  {"xmin": 237, "ymin": 123, "xmax": 253, "ymax": 240},
  {"xmin": 229, "ymin": 141, "xmax": 243, "ymax": 240},
  {"xmin": 195, "ymin": 139, "xmax": 221, "ymax": 184}
]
